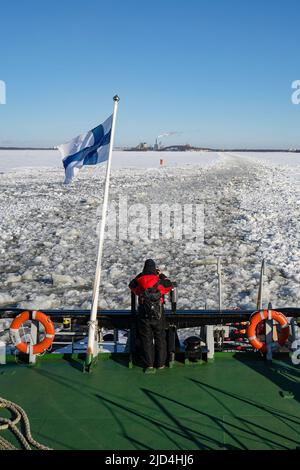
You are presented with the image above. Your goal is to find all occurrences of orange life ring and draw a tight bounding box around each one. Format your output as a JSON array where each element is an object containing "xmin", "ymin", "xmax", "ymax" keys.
[
  {"xmin": 10, "ymin": 311, "xmax": 55, "ymax": 355},
  {"xmin": 247, "ymin": 309, "xmax": 289, "ymax": 353}
]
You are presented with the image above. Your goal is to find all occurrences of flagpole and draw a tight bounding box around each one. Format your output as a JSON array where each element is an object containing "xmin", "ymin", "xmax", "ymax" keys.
[{"xmin": 85, "ymin": 95, "xmax": 120, "ymax": 369}]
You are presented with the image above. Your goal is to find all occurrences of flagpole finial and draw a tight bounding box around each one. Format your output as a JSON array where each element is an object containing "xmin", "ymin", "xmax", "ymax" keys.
[{"xmin": 113, "ymin": 95, "xmax": 120, "ymax": 102}]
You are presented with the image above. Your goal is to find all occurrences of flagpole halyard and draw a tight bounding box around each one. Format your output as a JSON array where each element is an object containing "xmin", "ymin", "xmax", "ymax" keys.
[{"xmin": 85, "ymin": 95, "xmax": 120, "ymax": 369}]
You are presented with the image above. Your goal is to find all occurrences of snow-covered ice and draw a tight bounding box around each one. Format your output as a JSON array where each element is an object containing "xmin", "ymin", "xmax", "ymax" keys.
[
  {"xmin": 0, "ymin": 150, "xmax": 300, "ymax": 312},
  {"xmin": 0, "ymin": 149, "xmax": 219, "ymax": 172},
  {"xmin": 230, "ymin": 151, "xmax": 300, "ymax": 184},
  {"xmin": 230, "ymin": 151, "xmax": 300, "ymax": 168}
]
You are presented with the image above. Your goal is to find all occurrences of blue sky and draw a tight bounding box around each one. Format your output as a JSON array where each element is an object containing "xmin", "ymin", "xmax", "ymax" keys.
[{"xmin": 1, "ymin": 0, "xmax": 300, "ymax": 148}]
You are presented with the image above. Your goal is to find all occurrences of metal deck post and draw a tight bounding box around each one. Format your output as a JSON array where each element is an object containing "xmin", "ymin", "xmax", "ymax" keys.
[
  {"xmin": 265, "ymin": 304, "xmax": 273, "ymax": 362},
  {"xmin": 217, "ymin": 257, "xmax": 222, "ymax": 312},
  {"xmin": 291, "ymin": 318, "xmax": 299, "ymax": 358},
  {"xmin": 0, "ymin": 340, "xmax": 6, "ymax": 365},
  {"xmin": 205, "ymin": 325, "xmax": 215, "ymax": 360},
  {"xmin": 28, "ymin": 321, "xmax": 38, "ymax": 364},
  {"xmin": 167, "ymin": 325, "xmax": 176, "ymax": 368},
  {"xmin": 257, "ymin": 259, "xmax": 265, "ymax": 310},
  {"xmin": 113, "ymin": 328, "xmax": 119, "ymax": 353},
  {"xmin": 94, "ymin": 321, "xmax": 99, "ymax": 356},
  {"xmin": 128, "ymin": 293, "xmax": 137, "ymax": 368}
]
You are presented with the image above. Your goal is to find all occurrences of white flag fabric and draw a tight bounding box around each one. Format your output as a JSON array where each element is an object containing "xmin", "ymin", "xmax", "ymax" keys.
[{"xmin": 57, "ymin": 114, "xmax": 112, "ymax": 184}]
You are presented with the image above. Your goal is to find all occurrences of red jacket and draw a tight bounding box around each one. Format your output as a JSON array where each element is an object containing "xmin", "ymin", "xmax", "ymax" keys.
[{"xmin": 129, "ymin": 273, "xmax": 173, "ymax": 304}]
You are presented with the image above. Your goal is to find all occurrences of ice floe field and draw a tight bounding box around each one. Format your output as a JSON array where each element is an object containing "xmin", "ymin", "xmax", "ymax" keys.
[{"xmin": 0, "ymin": 149, "xmax": 300, "ymax": 313}]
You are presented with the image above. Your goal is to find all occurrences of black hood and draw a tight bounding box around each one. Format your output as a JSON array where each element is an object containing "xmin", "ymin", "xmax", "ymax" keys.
[{"xmin": 142, "ymin": 259, "xmax": 157, "ymax": 275}]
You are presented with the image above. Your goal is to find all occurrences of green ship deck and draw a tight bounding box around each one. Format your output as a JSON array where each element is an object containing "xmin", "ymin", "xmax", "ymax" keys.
[{"xmin": 1, "ymin": 353, "xmax": 300, "ymax": 450}]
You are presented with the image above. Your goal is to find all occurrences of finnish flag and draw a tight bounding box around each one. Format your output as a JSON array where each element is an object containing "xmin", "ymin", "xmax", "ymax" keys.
[{"xmin": 57, "ymin": 114, "xmax": 112, "ymax": 184}]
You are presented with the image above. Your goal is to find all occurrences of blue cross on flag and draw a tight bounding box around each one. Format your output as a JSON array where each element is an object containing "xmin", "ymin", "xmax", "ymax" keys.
[{"xmin": 57, "ymin": 114, "xmax": 112, "ymax": 184}]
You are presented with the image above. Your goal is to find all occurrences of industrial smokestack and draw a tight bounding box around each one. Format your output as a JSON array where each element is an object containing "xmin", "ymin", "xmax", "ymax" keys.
[
  {"xmin": 155, "ymin": 131, "xmax": 179, "ymax": 150},
  {"xmin": 157, "ymin": 132, "xmax": 178, "ymax": 139}
]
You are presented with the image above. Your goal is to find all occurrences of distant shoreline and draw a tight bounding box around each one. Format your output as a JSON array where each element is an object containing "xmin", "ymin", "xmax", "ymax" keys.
[
  {"xmin": 0, "ymin": 146, "xmax": 299, "ymax": 153},
  {"xmin": 0, "ymin": 147, "xmax": 55, "ymax": 150}
]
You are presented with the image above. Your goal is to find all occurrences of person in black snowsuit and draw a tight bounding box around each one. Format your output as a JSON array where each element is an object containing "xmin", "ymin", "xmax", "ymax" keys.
[{"xmin": 129, "ymin": 259, "xmax": 173, "ymax": 373}]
